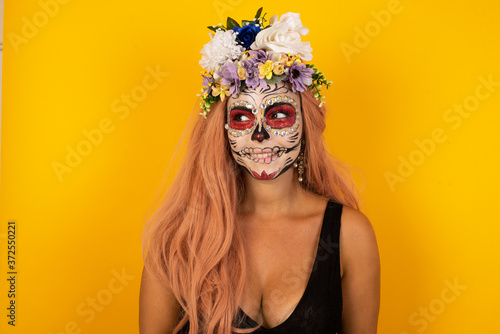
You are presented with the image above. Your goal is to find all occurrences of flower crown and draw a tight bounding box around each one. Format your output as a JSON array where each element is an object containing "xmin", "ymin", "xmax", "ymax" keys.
[{"xmin": 198, "ymin": 7, "xmax": 332, "ymax": 118}]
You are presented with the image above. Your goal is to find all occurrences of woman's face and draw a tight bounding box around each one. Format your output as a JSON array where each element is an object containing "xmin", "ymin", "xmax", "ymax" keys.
[{"xmin": 225, "ymin": 81, "xmax": 303, "ymax": 180}]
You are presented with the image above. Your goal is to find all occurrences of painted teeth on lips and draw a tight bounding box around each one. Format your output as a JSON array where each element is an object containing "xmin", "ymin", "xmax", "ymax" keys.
[{"xmin": 241, "ymin": 147, "xmax": 286, "ymax": 164}]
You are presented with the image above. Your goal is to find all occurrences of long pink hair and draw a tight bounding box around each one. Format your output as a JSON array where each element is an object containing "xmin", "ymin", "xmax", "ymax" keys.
[{"xmin": 142, "ymin": 88, "xmax": 361, "ymax": 333}]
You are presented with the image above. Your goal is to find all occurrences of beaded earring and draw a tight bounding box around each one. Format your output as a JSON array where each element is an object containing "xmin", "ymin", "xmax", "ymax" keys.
[{"xmin": 294, "ymin": 152, "xmax": 305, "ymax": 182}]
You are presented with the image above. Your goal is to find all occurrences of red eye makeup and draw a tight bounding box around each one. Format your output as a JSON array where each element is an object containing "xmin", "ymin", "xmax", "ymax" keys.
[
  {"xmin": 265, "ymin": 104, "xmax": 296, "ymax": 128},
  {"xmin": 224, "ymin": 96, "xmax": 300, "ymax": 138},
  {"xmin": 261, "ymin": 95, "xmax": 300, "ymax": 137},
  {"xmin": 229, "ymin": 109, "xmax": 255, "ymax": 130},
  {"xmin": 224, "ymin": 101, "xmax": 258, "ymax": 137}
]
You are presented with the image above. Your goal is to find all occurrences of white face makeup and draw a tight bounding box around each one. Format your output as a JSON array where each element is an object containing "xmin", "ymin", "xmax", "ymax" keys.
[{"xmin": 225, "ymin": 81, "xmax": 302, "ymax": 180}]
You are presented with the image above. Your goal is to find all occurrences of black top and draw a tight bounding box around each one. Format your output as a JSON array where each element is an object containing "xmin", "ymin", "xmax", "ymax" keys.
[{"xmin": 180, "ymin": 199, "xmax": 343, "ymax": 334}]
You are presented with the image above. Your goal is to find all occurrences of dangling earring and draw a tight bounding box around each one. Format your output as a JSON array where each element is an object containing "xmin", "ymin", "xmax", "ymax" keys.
[{"xmin": 294, "ymin": 152, "xmax": 305, "ymax": 182}]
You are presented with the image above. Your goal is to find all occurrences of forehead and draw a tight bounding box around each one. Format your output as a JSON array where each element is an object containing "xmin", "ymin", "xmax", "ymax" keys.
[{"xmin": 227, "ymin": 82, "xmax": 301, "ymax": 111}]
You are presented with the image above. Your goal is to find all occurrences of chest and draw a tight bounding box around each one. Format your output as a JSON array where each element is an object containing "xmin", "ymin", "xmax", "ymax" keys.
[{"xmin": 238, "ymin": 218, "xmax": 323, "ymax": 329}]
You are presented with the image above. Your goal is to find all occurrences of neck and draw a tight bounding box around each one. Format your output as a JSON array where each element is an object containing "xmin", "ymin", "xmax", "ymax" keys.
[{"xmin": 240, "ymin": 167, "xmax": 304, "ymax": 217}]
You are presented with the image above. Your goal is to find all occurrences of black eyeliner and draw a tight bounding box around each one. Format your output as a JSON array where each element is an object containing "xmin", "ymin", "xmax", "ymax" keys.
[
  {"xmin": 228, "ymin": 106, "xmax": 254, "ymax": 116},
  {"xmin": 264, "ymin": 102, "xmax": 295, "ymax": 116}
]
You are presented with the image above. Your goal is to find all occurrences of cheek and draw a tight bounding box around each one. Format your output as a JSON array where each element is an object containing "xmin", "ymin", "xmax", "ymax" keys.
[
  {"xmin": 268, "ymin": 133, "xmax": 302, "ymax": 159},
  {"xmin": 228, "ymin": 132, "xmax": 251, "ymax": 152},
  {"xmin": 273, "ymin": 121, "xmax": 302, "ymax": 144}
]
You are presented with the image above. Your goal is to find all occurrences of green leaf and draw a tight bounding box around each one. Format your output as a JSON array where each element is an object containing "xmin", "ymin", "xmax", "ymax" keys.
[
  {"xmin": 227, "ymin": 17, "xmax": 240, "ymax": 30},
  {"xmin": 239, "ymin": 80, "xmax": 246, "ymax": 92},
  {"xmin": 241, "ymin": 20, "xmax": 254, "ymax": 26},
  {"xmin": 265, "ymin": 74, "xmax": 286, "ymax": 84},
  {"xmin": 255, "ymin": 7, "xmax": 263, "ymax": 19},
  {"xmin": 207, "ymin": 26, "xmax": 218, "ymax": 32}
]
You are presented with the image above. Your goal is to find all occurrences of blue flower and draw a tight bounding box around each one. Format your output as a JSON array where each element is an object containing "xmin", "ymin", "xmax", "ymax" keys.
[{"xmin": 233, "ymin": 23, "xmax": 261, "ymax": 50}]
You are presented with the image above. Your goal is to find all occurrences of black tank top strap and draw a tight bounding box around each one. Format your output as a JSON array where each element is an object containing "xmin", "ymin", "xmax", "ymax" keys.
[
  {"xmin": 326, "ymin": 200, "xmax": 343, "ymax": 330},
  {"xmin": 242, "ymin": 199, "xmax": 343, "ymax": 333},
  {"xmin": 291, "ymin": 198, "xmax": 343, "ymax": 333},
  {"xmin": 314, "ymin": 199, "xmax": 342, "ymax": 273},
  {"xmin": 181, "ymin": 199, "xmax": 344, "ymax": 334}
]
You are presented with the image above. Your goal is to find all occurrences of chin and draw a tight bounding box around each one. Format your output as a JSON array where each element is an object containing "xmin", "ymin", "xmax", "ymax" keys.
[{"xmin": 250, "ymin": 169, "xmax": 279, "ymax": 180}]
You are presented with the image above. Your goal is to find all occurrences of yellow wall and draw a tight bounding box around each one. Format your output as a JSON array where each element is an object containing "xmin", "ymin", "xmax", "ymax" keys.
[{"xmin": 1, "ymin": 0, "xmax": 499, "ymax": 333}]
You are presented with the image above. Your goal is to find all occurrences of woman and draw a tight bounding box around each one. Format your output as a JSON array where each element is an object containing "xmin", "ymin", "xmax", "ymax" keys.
[{"xmin": 140, "ymin": 8, "xmax": 380, "ymax": 334}]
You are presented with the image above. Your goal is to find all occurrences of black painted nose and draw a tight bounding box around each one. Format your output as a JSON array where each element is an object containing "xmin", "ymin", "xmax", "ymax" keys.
[{"xmin": 251, "ymin": 125, "xmax": 270, "ymax": 142}]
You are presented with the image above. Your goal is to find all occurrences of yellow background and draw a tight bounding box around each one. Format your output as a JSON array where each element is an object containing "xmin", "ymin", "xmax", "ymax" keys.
[{"xmin": 1, "ymin": 0, "xmax": 499, "ymax": 333}]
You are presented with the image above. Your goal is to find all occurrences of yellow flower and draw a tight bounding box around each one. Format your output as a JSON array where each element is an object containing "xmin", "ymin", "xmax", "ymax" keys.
[
  {"xmin": 237, "ymin": 67, "xmax": 247, "ymax": 80},
  {"xmin": 202, "ymin": 70, "xmax": 212, "ymax": 77},
  {"xmin": 286, "ymin": 55, "xmax": 302, "ymax": 66},
  {"xmin": 259, "ymin": 60, "xmax": 274, "ymax": 80},
  {"xmin": 212, "ymin": 84, "xmax": 230, "ymax": 101},
  {"xmin": 273, "ymin": 63, "xmax": 285, "ymax": 76}
]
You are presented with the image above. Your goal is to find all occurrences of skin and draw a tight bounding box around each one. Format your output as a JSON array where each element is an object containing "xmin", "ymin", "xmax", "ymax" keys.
[
  {"xmin": 139, "ymin": 82, "xmax": 380, "ymax": 334},
  {"xmin": 139, "ymin": 266, "xmax": 180, "ymax": 333},
  {"xmin": 226, "ymin": 81, "xmax": 303, "ymax": 181}
]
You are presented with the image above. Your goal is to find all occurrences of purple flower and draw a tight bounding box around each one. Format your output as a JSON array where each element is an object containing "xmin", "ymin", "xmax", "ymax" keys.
[
  {"xmin": 241, "ymin": 58, "xmax": 266, "ymax": 90},
  {"xmin": 285, "ymin": 62, "xmax": 315, "ymax": 92},
  {"xmin": 233, "ymin": 24, "xmax": 261, "ymax": 50},
  {"xmin": 202, "ymin": 75, "xmax": 213, "ymax": 95},
  {"xmin": 248, "ymin": 50, "xmax": 272, "ymax": 63},
  {"xmin": 218, "ymin": 62, "xmax": 241, "ymax": 96}
]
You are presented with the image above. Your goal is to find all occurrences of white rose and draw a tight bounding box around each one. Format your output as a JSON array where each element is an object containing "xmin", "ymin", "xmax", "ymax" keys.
[
  {"xmin": 199, "ymin": 30, "xmax": 245, "ymax": 72},
  {"xmin": 250, "ymin": 12, "xmax": 313, "ymax": 61}
]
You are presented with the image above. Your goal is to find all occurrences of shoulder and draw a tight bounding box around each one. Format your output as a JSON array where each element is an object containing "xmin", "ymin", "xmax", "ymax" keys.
[
  {"xmin": 340, "ymin": 205, "xmax": 377, "ymax": 242},
  {"xmin": 337, "ymin": 205, "xmax": 381, "ymax": 332},
  {"xmin": 139, "ymin": 264, "xmax": 180, "ymax": 333},
  {"xmin": 338, "ymin": 205, "xmax": 379, "ymax": 278}
]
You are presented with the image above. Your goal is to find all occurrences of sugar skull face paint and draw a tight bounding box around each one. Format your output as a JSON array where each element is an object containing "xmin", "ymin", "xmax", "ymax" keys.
[{"xmin": 225, "ymin": 81, "xmax": 302, "ymax": 180}]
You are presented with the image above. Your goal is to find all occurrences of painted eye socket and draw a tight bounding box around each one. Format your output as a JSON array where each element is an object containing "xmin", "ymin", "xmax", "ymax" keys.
[
  {"xmin": 265, "ymin": 104, "xmax": 296, "ymax": 128},
  {"xmin": 229, "ymin": 109, "xmax": 255, "ymax": 130}
]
